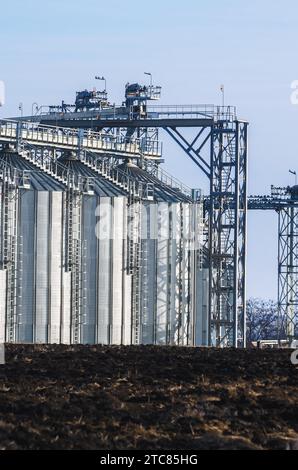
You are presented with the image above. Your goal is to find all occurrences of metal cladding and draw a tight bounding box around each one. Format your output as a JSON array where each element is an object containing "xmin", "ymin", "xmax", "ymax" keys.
[
  {"xmin": 117, "ymin": 161, "xmax": 205, "ymax": 345},
  {"xmin": 0, "ymin": 149, "xmax": 206, "ymax": 345}
]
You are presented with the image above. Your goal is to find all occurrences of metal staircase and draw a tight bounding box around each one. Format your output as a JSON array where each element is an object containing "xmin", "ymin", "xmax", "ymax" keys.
[
  {"xmin": 18, "ymin": 142, "xmax": 91, "ymax": 190},
  {"xmin": 79, "ymin": 150, "xmax": 153, "ymax": 200},
  {"xmin": 15, "ymin": 141, "xmax": 154, "ymax": 201}
]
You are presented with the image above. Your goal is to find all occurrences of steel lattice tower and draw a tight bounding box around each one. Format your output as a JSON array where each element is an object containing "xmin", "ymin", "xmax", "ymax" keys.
[
  {"xmin": 209, "ymin": 121, "xmax": 248, "ymax": 347},
  {"xmin": 248, "ymin": 186, "xmax": 298, "ymax": 342},
  {"xmin": 278, "ymin": 205, "xmax": 298, "ymax": 340}
]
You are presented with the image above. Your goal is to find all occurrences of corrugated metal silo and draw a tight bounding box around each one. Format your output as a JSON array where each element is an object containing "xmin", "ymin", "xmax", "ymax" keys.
[
  {"xmin": 57, "ymin": 153, "xmax": 133, "ymax": 345},
  {"xmin": 0, "ymin": 147, "xmax": 206, "ymax": 347},
  {"xmin": 117, "ymin": 161, "xmax": 203, "ymax": 346},
  {"xmin": 0, "ymin": 147, "xmax": 65, "ymax": 343}
]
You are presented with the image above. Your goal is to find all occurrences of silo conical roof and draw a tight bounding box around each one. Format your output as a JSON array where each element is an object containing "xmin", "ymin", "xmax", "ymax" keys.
[
  {"xmin": 0, "ymin": 147, "xmax": 65, "ymax": 191},
  {"xmin": 58, "ymin": 153, "xmax": 126, "ymax": 197},
  {"xmin": 116, "ymin": 161, "xmax": 192, "ymax": 202}
]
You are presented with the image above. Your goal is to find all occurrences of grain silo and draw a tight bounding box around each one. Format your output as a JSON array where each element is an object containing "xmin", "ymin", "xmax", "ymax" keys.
[
  {"xmin": 116, "ymin": 160, "xmax": 204, "ymax": 346},
  {"xmin": 0, "ymin": 146, "xmax": 65, "ymax": 343},
  {"xmin": 57, "ymin": 151, "xmax": 133, "ymax": 346},
  {"xmin": 0, "ymin": 146, "xmax": 206, "ymax": 346}
]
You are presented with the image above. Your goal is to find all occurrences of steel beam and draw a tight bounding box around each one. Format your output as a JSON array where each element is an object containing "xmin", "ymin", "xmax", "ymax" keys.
[
  {"xmin": 40, "ymin": 118, "xmax": 214, "ymax": 129},
  {"xmin": 164, "ymin": 127, "xmax": 211, "ymax": 178}
]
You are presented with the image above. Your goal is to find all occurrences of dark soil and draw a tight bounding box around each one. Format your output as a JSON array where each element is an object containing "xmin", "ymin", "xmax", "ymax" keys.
[{"xmin": 0, "ymin": 345, "xmax": 297, "ymax": 450}]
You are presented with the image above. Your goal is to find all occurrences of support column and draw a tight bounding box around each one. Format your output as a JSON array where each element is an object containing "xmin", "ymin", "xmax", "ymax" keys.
[
  {"xmin": 278, "ymin": 206, "xmax": 298, "ymax": 340},
  {"xmin": 209, "ymin": 121, "xmax": 248, "ymax": 347}
]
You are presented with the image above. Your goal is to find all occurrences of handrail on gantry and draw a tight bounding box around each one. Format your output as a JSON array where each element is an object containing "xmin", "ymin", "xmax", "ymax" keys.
[
  {"xmin": 79, "ymin": 150, "xmax": 154, "ymax": 199},
  {"xmin": 0, "ymin": 158, "xmax": 31, "ymax": 188},
  {"xmin": 147, "ymin": 164, "xmax": 193, "ymax": 198},
  {"xmin": 0, "ymin": 119, "xmax": 162, "ymax": 158},
  {"xmin": 248, "ymin": 194, "xmax": 298, "ymax": 210},
  {"xmin": 22, "ymin": 144, "xmax": 95, "ymax": 192},
  {"xmin": 147, "ymin": 104, "xmax": 237, "ymax": 121}
]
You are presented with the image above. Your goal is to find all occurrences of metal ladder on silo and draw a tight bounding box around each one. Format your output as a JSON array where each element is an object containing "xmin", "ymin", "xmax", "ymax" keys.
[
  {"xmin": 71, "ymin": 191, "xmax": 83, "ymax": 344},
  {"xmin": 65, "ymin": 190, "xmax": 74, "ymax": 271},
  {"xmin": 127, "ymin": 200, "xmax": 135, "ymax": 276},
  {"xmin": 81, "ymin": 240, "xmax": 88, "ymax": 335},
  {"xmin": 65, "ymin": 188, "xmax": 82, "ymax": 344},
  {"xmin": 6, "ymin": 240, "xmax": 18, "ymax": 342},
  {"xmin": 16, "ymin": 236, "xmax": 23, "ymax": 334},
  {"xmin": 173, "ymin": 203, "xmax": 184, "ymax": 346},
  {"xmin": 128, "ymin": 196, "xmax": 142, "ymax": 345},
  {"xmin": 3, "ymin": 180, "xmax": 18, "ymax": 342},
  {"xmin": 180, "ymin": 204, "xmax": 190, "ymax": 345},
  {"xmin": 140, "ymin": 233, "xmax": 149, "ymax": 343}
]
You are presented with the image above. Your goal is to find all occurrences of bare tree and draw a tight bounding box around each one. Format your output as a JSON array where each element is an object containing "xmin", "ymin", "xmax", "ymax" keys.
[{"xmin": 246, "ymin": 298, "xmax": 279, "ymax": 343}]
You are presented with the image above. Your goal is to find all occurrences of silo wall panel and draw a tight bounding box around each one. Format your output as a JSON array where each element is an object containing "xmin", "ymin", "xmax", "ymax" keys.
[
  {"xmin": 49, "ymin": 192, "xmax": 63, "ymax": 344},
  {"xmin": 111, "ymin": 197, "xmax": 124, "ymax": 344},
  {"xmin": 170, "ymin": 203, "xmax": 180, "ymax": 345},
  {"xmin": 195, "ymin": 267, "xmax": 209, "ymax": 346},
  {"xmin": 156, "ymin": 202, "xmax": 169, "ymax": 344},
  {"xmin": 122, "ymin": 272, "xmax": 132, "ymax": 344},
  {"xmin": 18, "ymin": 190, "xmax": 35, "ymax": 342},
  {"xmin": 182, "ymin": 203, "xmax": 191, "ymax": 345},
  {"xmin": 189, "ymin": 201, "xmax": 208, "ymax": 346},
  {"xmin": 141, "ymin": 203, "xmax": 157, "ymax": 344},
  {"xmin": 0, "ymin": 269, "xmax": 6, "ymax": 343},
  {"xmin": 142, "ymin": 237, "xmax": 156, "ymax": 344},
  {"xmin": 35, "ymin": 192, "xmax": 49, "ymax": 343},
  {"xmin": 188, "ymin": 203, "xmax": 198, "ymax": 346},
  {"xmin": 61, "ymin": 271, "xmax": 71, "ymax": 344},
  {"xmin": 96, "ymin": 197, "xmax": 112, "ymax": 345},
  {"xmin": 82, "ymin": 196, "xmax": 97, "ymax": 344}
]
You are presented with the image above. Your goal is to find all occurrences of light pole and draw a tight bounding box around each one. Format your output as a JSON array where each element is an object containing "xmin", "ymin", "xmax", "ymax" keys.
[
  {"xmin": 18, "ymin": 102, "xmax": 23, "ymax": 118},
  {"xmin": 31, "ymin": 102, "xmax": 39, "ymax": 120},
  {"xmin": 289, "ymin": 169, "xmax": 297, "ymax": 186},
  {"xmin": 95, "ymin": 76, "xmax": 106, "ymax": 92},
  {"xmin": 144, "ymin": 72, "xmax": 152, "ymax": 94},
  {"xmin": 220, "ymin": 84, "xmax": 225, "ymax": 108}
]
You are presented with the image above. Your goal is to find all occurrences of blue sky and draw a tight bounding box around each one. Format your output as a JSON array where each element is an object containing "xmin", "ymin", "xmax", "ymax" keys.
[{"xmin": 1, "ymin": 0, "xmax": 298, "ymax": 300}]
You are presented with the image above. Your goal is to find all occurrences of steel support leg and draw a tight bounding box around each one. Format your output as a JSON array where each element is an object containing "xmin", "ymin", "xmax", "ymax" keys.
[
  {"xmin": 209, "ymin": 121, "xmax": 247, "ymax": 347},
  {"xmin": 278, "ymin": 206, "xmax": 298, "ymax": 340}
]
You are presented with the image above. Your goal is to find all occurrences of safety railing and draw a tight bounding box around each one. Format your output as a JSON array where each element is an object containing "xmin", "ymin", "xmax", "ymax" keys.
[
  {"xmin": 80, "ymin": 151, "xmax": 154, "ymax": 200},
  {"xmin": 0, "ymin": 120, "xmax": 162, "ymax": 158},
  {"xmin": 0, "ymin": 160, "xmax": 31, "ymax": 188},
  {"xmin": 16, "ymin": 141, "xmax": 94, "ymax": 193},
  {"xmin": 147, "ymin": 104, "xmax": 237, "ymax": 121},
  {"xmin": 147, "ymin": 164, "xmax": 193, "ymax": 199}
]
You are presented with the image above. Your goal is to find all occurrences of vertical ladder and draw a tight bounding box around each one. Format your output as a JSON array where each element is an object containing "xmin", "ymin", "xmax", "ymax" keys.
[
  {"xmin": 72, "ymin": 191, "xmax": 82, "ymax": 345},
  {"xmin": 2, "ymin": 177, "xmax": 19, "ymax": 342},
  {"xmin": 128, "ymin": 197, "xmax": 142, "ymax": 345},
  {"xmin": 65, "ymin": 188, "xmax": 83, "ymax": 344},
  {"xmin": 140, "ymin": 229, "xmax": 149, "ymax": 342}
]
